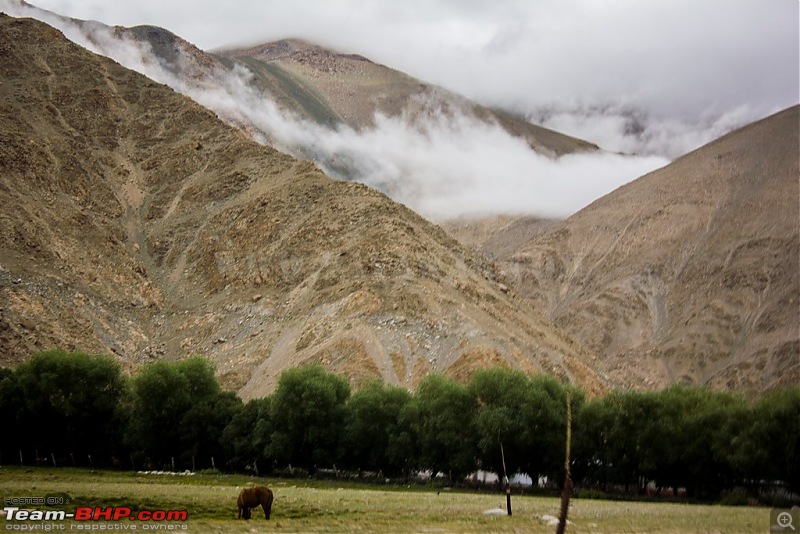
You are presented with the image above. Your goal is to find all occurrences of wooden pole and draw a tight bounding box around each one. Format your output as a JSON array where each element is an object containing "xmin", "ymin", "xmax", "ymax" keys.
[
  {"xmin": 556, "ymin": 393, "xmax": 572, "ymax": 534},
  {"xmin": 501, "ymin": 442, "xmax": 511, "ymax": 516}
]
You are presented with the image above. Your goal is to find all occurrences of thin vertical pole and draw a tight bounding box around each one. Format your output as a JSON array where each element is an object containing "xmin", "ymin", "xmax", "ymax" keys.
[
  {"xmin": 501, "ymin": 442, "xmax": 511, "ymax": 516},
  {"xmin": 556, "ymin": 393, "xmax": 572, "ymax": 534}
]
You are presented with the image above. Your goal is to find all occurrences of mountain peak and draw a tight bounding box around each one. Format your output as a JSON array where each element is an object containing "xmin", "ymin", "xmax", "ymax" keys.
[{"xmin": 221, "ymin": 38, "xmax": 370, "ymax": 63}]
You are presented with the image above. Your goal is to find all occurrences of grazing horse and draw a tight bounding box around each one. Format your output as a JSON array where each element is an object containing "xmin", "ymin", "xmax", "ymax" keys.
[{"xmin": 237, "ymin": 486, "xmax": 274, "ymax": 520}]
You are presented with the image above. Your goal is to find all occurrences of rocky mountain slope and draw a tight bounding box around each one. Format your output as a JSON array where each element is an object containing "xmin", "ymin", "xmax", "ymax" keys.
[
  {"xmin": 482, "ymin": 106, "xmax": 800, "ymax": 393},
  {"xmin": 0, "ymin": 15, "xmax": 606, "ymax": 397}
]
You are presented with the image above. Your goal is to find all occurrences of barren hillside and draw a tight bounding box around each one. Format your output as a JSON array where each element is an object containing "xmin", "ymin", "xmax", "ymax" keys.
[
  {"xmin": 485, "ymin": 106, "xmax": 800, "ymax": 392},
  {"xmin": 0, "ymin": 15, "xmax": 606, "ymax": 396}
]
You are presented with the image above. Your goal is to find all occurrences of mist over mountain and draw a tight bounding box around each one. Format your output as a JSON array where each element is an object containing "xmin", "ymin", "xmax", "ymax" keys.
[
  {"xmin": 24, "ymin": 0, "xmax": 799, "ymax": 159},
  {"xmin": 3, "ymin": 0, "xmax": 668, "ymax": 220},
  {"xmin": 527, "ymin": 102, "xmax": 759, "ymax": 159}
]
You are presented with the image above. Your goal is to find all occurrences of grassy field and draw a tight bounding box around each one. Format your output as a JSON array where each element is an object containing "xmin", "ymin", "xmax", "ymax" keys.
[{"xmin": 0, "ymin": 468, "xmax": 767, "ymax": 533}]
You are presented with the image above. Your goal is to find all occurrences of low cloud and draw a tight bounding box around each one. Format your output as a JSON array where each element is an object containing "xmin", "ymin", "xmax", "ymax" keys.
[
  {"xmin": 528, "ymin": 103, "xmax": 757, "ymax": 159},
  {"xmin": 24, "ymin": 0, "xmax": 798, "ymax": 160},
  {"xmin": 4, "ymin": 1, "xmax": 668, "ymax": 220},
  {"xmin": 287, "ymin": 108, "xmax": 668, "ymax": 219}
]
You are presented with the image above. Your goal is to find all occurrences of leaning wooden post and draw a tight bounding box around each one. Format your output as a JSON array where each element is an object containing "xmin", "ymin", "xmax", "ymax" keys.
[
  {"xmin": 501, "ymin": 442, "xmax": 511, "ymax": 516},
  {"xmin": 556, "ymin": 392, "xmax": 572, "ymax": 534}
]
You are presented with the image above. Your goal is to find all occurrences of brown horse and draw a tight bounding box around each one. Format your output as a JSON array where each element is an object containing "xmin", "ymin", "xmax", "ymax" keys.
[{"xmin": 237, "ymin": 486, "xmax": 274, "ymax": 520}]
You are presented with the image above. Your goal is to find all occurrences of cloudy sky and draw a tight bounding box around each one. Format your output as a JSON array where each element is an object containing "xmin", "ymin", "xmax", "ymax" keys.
[{"xmin": 25, "ymin": 0, "xmax": 799, "ymax": 157}]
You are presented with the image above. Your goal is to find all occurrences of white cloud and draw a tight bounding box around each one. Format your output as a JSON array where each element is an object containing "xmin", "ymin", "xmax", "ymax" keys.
[{"xmin": 530, "ymin": 103, "xmax": 758, "ymax": 159}]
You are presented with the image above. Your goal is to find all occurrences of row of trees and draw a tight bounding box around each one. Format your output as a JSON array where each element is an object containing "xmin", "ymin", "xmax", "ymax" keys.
[{"xmin": 0, "ymin": 350, "xmax": 797, "ymax": 501}]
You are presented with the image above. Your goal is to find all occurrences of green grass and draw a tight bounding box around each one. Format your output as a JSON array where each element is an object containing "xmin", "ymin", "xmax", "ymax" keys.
[{"xmin": 0, "ymin": 468, "xmax": 767, "ymax": 533}]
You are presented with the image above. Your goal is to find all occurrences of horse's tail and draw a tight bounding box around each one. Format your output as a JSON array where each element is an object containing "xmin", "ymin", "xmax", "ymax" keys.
[{"xmin": 264, "ymin": 489, "xmax": 274, "ymax": 520}]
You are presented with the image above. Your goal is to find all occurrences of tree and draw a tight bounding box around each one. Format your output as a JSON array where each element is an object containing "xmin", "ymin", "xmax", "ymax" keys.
[
  {"xmin": 576, "ymin": 386, "xmax": 748, "ymax": 497},
  {"xmin": 222, "ymin": 397, "xmax": 273, "ymax": 473},
  {"xmin": 645, "ymin": 387, "xmax": 744, "ymax": 498},
  {"xmin": 415, "ymin": 373, "xmax": 478, "ymax": 479},
  {"xmin": 520, "ymin": 374, "xmax": 570, "ymax": 481},
  {"xmin": 179, "ymin": 390, "xmax": 242, "ymax": 470},
  {"xmin": 267, "ymin": 365, "xmax": 350, "ymax": 473},
  {"xmin": 390, "ymin": 395, "xmax": 422, "ymax": 479},
  {"xmin": 469, "ymin": 367, "xmax": 531, "ymax": 476},
  {"xmin": 342, "ymin": 381, "xmax": 413, "ymax": 476},
  {"xmin": 126, "ymin": 359, "xmax": 192, "ymax": 466},
  {"xmin": 731, "ymin": 387, "xmax": 800, "ymax": 493},
  {"xmin": 579, "ymin": 390, "xmax": 655, "ymax": 491},
  {"xmin": 126, "ymin": 356, "xmax": 230, "ymax": 469},
  {"xmin": 7, "ymin": 350, "xmax": 126, "ymax": 465},
  {"xmin": 0, "ymin": 365, "xmax": 29, "ymax": 463}
]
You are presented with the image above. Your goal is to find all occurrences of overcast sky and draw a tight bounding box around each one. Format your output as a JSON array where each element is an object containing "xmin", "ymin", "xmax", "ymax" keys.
[{"xmin": 24, "ymin": 0, "xmax": 798, "ymax": 157}]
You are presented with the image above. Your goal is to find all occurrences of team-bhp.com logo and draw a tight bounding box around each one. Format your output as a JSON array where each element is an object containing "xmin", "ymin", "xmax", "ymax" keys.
[
  {"xmin": 4, "ymin": 506, "xmax": 188, "ymax": 530},
  {"xmin": 5, "ymin": 508, "xmax": 187, "ymax": 522}
]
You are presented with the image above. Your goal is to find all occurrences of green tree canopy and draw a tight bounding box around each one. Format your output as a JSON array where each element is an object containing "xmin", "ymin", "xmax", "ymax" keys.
[
  {"xmin": 731, "ymin": 387, "xmax": 800, "ymax": 493},
  {"xmin": 221, "ymin": 396, "xmax": 272, "ymax": 473},
  {"xmin": 469, "ymin": 367, "xmax": 532, "ymax": 476},
  {"xmin": 343, "ymin": 380, "xmax": 413, "ymax": 476},
  {"xmin": 415, "ymin": 373, "xmax": 478, "ymax": 478},
  {"xmin": 268, "ymin": 365, "xmax": 350, "ymax": 473},
  {"xmin": 1, "ymin": 350, "xmax": 126, "ymax": 464},
  {"xmin": 125, "ymin": 356, "xmax": 231, "ymax": 469}
]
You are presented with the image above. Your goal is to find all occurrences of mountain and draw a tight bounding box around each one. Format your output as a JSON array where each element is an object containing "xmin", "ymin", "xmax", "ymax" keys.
[
  {"xmin": 213, "ymin": 38, "xmax": 598, "ymax": 157},
  {"xmin": 4, "ymin": 1, "xmax": 599, "ymax": 161},
  {"xmin": 479, "ymin": 106, "xmax": 800, "ymax": 393},
  {"xmin": 114, "ymin": 23, "xmax": 598, "ymax": 157},
  {"xmin": 0, "ymin": 14, "xmax": 606, "ymax": 397}
]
